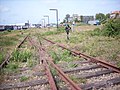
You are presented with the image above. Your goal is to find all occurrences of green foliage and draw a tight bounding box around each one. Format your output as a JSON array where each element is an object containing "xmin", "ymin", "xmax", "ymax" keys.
[
  {"xmin": 27, "ymin": 59, "xmax": 36, "ymax": 67},
  {"xmin": 102, "ymin": 18, "xmax": 120, "ymax": 37},
  {"xmin": 0, "ymin": 53, "xmax": 4, "ymax": 64},
  {"xmin": 68, "ymin": 63, "xmax": 78, "ymax": 68},
  {"xmin": 65, "ymin": 14, "xmax": 70, "ymax": 23},
  {"xmin": 4, "ymin": 62, "xmax": 19, "ymax": 72},
  {"xmin": 117, "ymin": 61, "xmax": 120, "ymax": 68},
  {"xmin": 20, "ymin": 76, "xmax": 29, "ymax": 82},
  {"xmin": 74, "ymin": 18, "xmax": 80, "ymax": 23},
  {"xmin": 49, "ymin": 49, "xmax": 73, "ymax": 64},
  {"xmin": 89, "ymin": 18, "xmax": 120, "ymax": 37},
  {"xmin": 95, "ymin": 13, "xmax": 106, "ymax": 23},
  {"xmin": 90, "ymin": 28, "xmax": 102, "ymax": 36},
  {"xmin": 69, "ymin": 75, "xmax": 87, "ymax": 84},
  {"xmin": 41, "ymin": 27, "xmax": 64, "ymax": 36},
  {"xmin": 51, "ymin": 68, "xmax": 57, "ymax": 76},
  {"xmin": 0, "ymin": 36, "xmax": 18, "ymax": 46},
  {"xmin": 11, "ymin": 49, "xmax": 32, "ymax": 62}
]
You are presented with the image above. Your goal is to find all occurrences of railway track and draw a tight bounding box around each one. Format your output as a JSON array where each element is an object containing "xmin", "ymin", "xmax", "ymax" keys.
[
  {"xmin": 0, "ymin": 34, "xmax": 29, "ymax": 69},
  {"xmin": 41, "ymin": 37, "xmax": 120, "ymax": 90},
  {"xmin": 0, "ymin": 35, "xmax": 120, "ymax": 90}
]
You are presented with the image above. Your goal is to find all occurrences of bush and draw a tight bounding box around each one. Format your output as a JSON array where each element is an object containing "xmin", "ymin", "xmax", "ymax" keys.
[{"xmin": 102, "ymin": 18, "xmax": 120, "ymax": 37}]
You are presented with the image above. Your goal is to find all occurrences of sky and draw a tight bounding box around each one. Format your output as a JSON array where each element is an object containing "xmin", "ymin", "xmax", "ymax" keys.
[{"xmin": 0, "ymin": 0, "xmax": 120, "ymax": 25}]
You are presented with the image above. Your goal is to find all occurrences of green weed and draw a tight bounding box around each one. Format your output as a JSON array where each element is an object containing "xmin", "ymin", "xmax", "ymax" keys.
[
  {"xmin": 68, "ymin": 63, "xmax": 78, "ymax": 68},
  {"xmin": 4, "ymin": 62, "xmax": 19, "ymax": 73},
  {"xmin": 11, "ymin": 49, "xmax": 32, "ymax": 62},
  {"xmin": 20, "ymin": 76, "xmax": 29, "ymax": 82},
  {"xmin": 0, "ymin": 36, "xmax": 18, "ymax": 46},
  {"xmin": 0, "ymin": 50, "xmax": 5, "ymax": 64},
  {"xmin": 69, "ymin": 75, "xmax": 87, "ymax": 84},
  {"xmin": 27, "ymin": 59, "xmax": 36, "ymax": 67},
  {"xmin": 49, "ymin": 49, "xmax": 73, "ymax": 64}
]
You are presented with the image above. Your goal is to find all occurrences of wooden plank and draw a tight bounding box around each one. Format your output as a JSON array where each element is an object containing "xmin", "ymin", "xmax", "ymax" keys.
[
  {"xmin": 80, "ymin": 77, "xmax": 120, "ymax": 89},
  {"xmin": 63, "ymin": 65, "xmax": 101, "ymax": 73},
  {"xmin": 6, "ymin": 72, "xmax": 45, "ymax": 80},
  {"xmin": 0, "ymin": 79, "xmax": 48, "ymax": 89},
  {"xmin": 74, "ymin": 69, "xmax": 114, "ymax": 79}
]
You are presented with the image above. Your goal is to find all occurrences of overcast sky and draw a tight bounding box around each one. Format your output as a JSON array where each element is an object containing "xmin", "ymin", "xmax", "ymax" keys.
[{"xmin": 0, "ymin": 0, "xmax": 120, "ymax": 24}]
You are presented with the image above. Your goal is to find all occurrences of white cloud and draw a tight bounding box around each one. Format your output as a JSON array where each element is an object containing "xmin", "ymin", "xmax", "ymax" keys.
[
  {"xmin": 44, "ymin": 0, "xmax": 58, "ymax": 4},
  {"xmin": 0, "ymin": 5, "xmax": 10, "ymax": 12}
]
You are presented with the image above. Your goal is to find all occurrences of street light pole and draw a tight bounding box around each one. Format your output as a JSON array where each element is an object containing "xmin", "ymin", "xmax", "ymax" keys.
[
  {"xmin": 44, "ymin": 15, "xmax": 49, "ymax": 26},
  {"xmin": 41, "ymin": 19, "xmax": 45, "ymax": 28},
  {"xmin": 49, "ymin": 9, "xmax": 59, "ymax": 29}
]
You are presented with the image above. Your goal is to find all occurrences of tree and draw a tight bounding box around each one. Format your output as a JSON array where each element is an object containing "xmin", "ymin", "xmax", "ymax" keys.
[
  {"xmin": 80, "ymin": 15, "xmax": 83, "ymax": 22},
  {"xmin": 106, "ymin": 13, "xmax": 110, "ymax": 19},
  {"xmin": 63, "ymin": 19, "xmax": 66, "ymax": 23},
  {"xmin": 74, "ymin": 18, "xmax": 79, "ymax": 23},
  {"xmin": 95, "ymin": 13, "xmax": 106, "ymax": 22},
  {"xmin": 65, "ymin": 14, "xmax": 70, "ymax": 23}
]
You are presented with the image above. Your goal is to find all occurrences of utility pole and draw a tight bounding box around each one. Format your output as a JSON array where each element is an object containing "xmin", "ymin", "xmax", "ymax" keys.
[{"xmin": 28, "ymin": 20, "xmax": 29, "ymax": 28}]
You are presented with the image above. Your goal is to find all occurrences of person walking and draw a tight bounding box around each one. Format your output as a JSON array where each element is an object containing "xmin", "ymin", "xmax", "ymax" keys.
[{"xmin": 65, "ymin": 24, "xmax": 71, "ymax": 40}]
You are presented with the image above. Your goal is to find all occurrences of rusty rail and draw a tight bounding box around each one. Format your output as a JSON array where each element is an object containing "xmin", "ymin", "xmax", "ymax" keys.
[
  {"xmin": 28, "ymin": 37, "xmax": 57, "ymax": 90},
  {"xmin": 42, "ymin": 38, "xmax": 120, "ymax": 73},
  {"xmin": 47, "ymin": 56, "xmax": 82, "ymax": 90},
  {"xmin": 28, "ymin": 37, "xmax": 82, "ymax": 90},
  {"xmin": 0, "ymin": 34, "xmax": 29, "ymax": 69}
]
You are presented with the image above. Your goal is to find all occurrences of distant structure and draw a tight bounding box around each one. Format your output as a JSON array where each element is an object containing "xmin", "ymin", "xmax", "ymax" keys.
[
  {"xmin": 72, "ymin": 14, "xmax": 81, "ymax": 21},
  {"xmin": 67, "ymin": 14, "xmax": 94, "ymax": 24},
  {"xmin": 110, "ymin": 11, "xmax": 120, "ymax": 19},
  {"xmin": 82, "ymin": 16, "xmax": 94, "ymax": 23}
]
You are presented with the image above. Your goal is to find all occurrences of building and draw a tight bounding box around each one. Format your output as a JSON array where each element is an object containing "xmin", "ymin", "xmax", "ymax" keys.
[
  {"xmin": 68, "ymin": 17, "xmax": 73, "ymax": 22},
  {"xmin": 0, "ymin": 25, "xmax": 5, "ymax": 31},
  {"xmin": 82, "ymin": 16, "xmax": 94, "ymax": 23},
  {"xmin": 110, "ymin": 11, "xmax": 120, "ymax": 19},
  {"xmin": 72, "ymin": 14, "xmax": 81, "ymax": 21}
]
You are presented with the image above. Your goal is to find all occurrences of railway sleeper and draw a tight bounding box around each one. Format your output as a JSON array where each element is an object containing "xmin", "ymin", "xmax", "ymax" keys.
[
  {"xmin": 0, "ymin": 79, "xmax": 48, "ymax": 90},
  {"xmin": 73, "ymin": 69, "xmax": 115, "ymax": 79},
  {"xmin": 63, "ymin": 65, "xmax": 102, "ymax": 73},
  {"xmin": 80, "ymin": 77, "xmax": 120, "ymax": 90}
]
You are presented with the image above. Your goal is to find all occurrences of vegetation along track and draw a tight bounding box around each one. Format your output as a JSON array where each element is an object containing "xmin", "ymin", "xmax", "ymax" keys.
[
  {"xmin": 0, "ymin": 35, "xmax": 120, "ymax": 90},
  {"xmin": 41, "ymin": 37, "xmax": 120, "ymax": 90}
]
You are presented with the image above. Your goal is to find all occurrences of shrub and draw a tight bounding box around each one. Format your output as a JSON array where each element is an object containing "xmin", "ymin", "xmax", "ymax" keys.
[{"xmin": 102, "ymin": 18, "xmax": 120, "ymax": 37}]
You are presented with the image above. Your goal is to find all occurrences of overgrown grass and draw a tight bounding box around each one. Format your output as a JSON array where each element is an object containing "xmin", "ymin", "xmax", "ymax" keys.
[
  {"xmin": 41, "ymin": 27, "xmax": 64, "ymax": 36},
  {"xmin": 68, "ymin": 63, "xmax": 78, "ymax": 68},
  {"xmin": 3, "ymin": 62, "xmax": 19, "ymax": 73},
  {"xmin": 69, "ymin": 75, "xmax": 87, "ymax": 84},
  {"xmin": 49, "ymin": 49, "xmax": 75, "ymax": 64},
  {"xmin": 44, "ymin": 25, "xmax": 120, "ymax": 67},
  {"xmin": 0, "ymin": 36, "xmax": 18, "ymax": 46},
  {"xmin": 11, "ymin": 49, "xmax": 32, "ymax": 62},
  {"xmin": 0, "ymin": 53, "xmax": 4, "ymax": 64}
]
